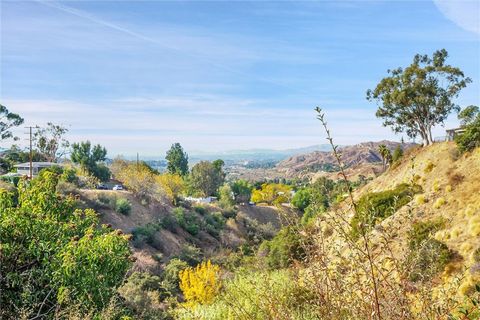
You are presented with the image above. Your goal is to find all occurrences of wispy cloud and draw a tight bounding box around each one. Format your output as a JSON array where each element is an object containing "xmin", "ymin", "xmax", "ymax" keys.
[{"xmin": 433, "ymin": 0, "xmax": 480, "ymax": 36}]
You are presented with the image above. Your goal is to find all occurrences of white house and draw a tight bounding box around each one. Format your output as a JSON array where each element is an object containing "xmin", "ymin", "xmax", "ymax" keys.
[
  {"xmin": 14, "ymin": 162, "xmax": 57, "ymax": 177},
  {"xmin": 184, "ymin": 196, "xmax": 218, "ymax": 204}
]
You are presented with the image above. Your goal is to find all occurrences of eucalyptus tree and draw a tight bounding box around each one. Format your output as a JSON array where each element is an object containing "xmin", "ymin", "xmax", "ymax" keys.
[{"xmin": 367, "ymin": 49, "xmax": 471, "ymax": 146}]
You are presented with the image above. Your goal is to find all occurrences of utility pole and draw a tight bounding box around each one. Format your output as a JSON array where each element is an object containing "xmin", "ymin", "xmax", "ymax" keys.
[
  {"xmin": 25, "ymin": 126, "xmax": 36, "ymax": 179},
  {"xmin": 136, "ymin": 152, "xmax": 139, "ymax": 170}
]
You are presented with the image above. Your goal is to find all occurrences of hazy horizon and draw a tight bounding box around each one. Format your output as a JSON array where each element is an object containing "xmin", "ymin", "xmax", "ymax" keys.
[{"xmin": 1, "ymin": 0, "xmax": 479, "ymax": 155}]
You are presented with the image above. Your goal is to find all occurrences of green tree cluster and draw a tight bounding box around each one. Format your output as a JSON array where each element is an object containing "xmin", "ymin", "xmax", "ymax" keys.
[
  {"xmin": 71, "ymin": 141, "xmax": 110, "ymax": 181},
  {"xmin": 0, "ymin": 170, "xmax": 131, "ymax": 318}
]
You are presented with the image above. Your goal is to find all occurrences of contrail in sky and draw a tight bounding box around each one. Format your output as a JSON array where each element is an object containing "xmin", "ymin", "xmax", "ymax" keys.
[{"xmin": 34, "ymin": 0, "xmax": 311, "ymax": 95}]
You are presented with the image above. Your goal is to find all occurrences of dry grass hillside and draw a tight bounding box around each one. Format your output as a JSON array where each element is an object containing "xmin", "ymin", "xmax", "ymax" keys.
[
  {"xmin": 304, "ymin": 142, "xmax": 480, "ymax": 318},
  {"xmin": 78, "ymin": 189, "xmax": 298, "ymax": 274}
]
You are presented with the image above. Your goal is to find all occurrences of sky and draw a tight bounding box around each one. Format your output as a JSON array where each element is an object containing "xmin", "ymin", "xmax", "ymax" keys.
[{"xmin": 1, "ymin": 0, "xmax": 479, "ymax": 157}]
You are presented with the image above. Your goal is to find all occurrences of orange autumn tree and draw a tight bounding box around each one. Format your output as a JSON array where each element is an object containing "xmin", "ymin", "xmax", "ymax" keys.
[{"xmin": 179, "ymin": 260, "xmax": 221, "ymax": 306}]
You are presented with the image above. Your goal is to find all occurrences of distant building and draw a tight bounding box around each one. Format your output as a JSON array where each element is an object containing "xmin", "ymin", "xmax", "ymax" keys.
[
  {"xmin": 446, "ymin": 127, "xmax": 466, "ymax": 141},
  {"xmin": 14, "ymin": 162, "xmax": 57, "ymax": 177},
  {"xmin": 184, "ymin": 196, "xmax": 218, "ymax": 204}
]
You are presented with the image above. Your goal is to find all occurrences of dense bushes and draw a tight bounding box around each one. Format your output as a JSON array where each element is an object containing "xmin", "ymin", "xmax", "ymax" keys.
[
  {"xmin": 0, "ymin": 171, "xmax": 131, "ymax": 318},
  {"xmin": 173, "ymin": 207, "xmax": 200, "ymax": 235},
  {"xmin": 258, "ymin": 227, "xmax": 306, "ymax": 269},
  {"xmin": 132, "ymin": 223, "xmax": 160, "ymax": 246},
  {"xmin": 115, "ymin": 197, "xmax": 132, "ymax": 215},
  {"xmin": 174, "ymin": 269, "xmax": 317, "ymax": 320},
  {"xmin": 406, "ymin": 220, "xmax": 452, "ymax": 282},
  {"xmin": 351, "ymin": 183, "xmax": 422, "ymax": 238},
  {"xmin": 117, "ymin": 272, "xmax": 167, "ymax": 319}
]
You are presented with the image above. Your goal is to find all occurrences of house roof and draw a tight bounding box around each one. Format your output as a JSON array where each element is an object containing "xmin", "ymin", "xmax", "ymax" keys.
[{"xmin": 14, "ymin": 162, "xmax": 57, "ymax": 168}]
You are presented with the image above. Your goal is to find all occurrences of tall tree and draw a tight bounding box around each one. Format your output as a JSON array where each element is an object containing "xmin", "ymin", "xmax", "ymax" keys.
[
  {"xmin": 33, "ymin": 122, "xmax": 70, "ymax": 162},
  {"xmin": 0, "ymin": 104, "xmax": 24, "ymax": 141},
  {"xmin": 378, "ymin": 145, "xmax": 391, "ymax": 170},
  {"xmin": 367, "ymin": 49, "xmax": 471, "ymax": 146},
  {"xmin": 165, "ymin": 143, "xmax": 189, "ymax": 176},
  {"xmin": 71, "ymin": 141, "xmax": 107, "ymax": 178},
  {"xmin": 189, "ymin": 161, "xmax": 225, "ymax": 197}
]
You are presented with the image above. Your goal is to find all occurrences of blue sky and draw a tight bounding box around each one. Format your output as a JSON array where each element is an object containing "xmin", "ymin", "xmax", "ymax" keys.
[{"xmin": 1, "ymin": 0, "xmax": 479, "ymax": 156}]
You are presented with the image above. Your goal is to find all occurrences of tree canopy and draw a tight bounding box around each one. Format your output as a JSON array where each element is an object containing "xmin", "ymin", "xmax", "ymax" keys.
[
  {"xmin": 34, "ymin": 122, "xmax": 70, "ymax": 162},
  {"xmin": 189, "ymin": 160, "xmax": 225, "ymax": 197},
  {"xmin": 0, "ymin": 171, "xmax": 131, "ymax": 318},
  {"xmin": 166, "ymin": 143, "xmax": 189, "ymax": 176},
  {"xmin": 70, "ymin": 141, "xmax": 109, "ymax": 181},
  {"xmin": 367, "ymin": 49, "xmax": 471, "ymax": 146},
  {"xmin": 0, "ymin": 104, "xmax": 24, "ymax": 141}
]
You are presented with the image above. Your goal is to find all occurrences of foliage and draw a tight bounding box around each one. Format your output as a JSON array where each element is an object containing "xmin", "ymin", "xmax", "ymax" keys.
[
  {"xmin": 189, "ymin": 160, "xmax": 225, "ymax": 197},
  {"xmin": 115, "ymin": 198, "xmax": 131, "ymax": 215},
  {"xmin": 165, "ymin": 143, "xmax": 189, "ymax": 176},
  {"xmin": 218, "ymin": 183, "xmax": 235, "ymax": 209},
  {"xmin": 406, "ymin": 221, "xmax": 453, "ymax": 282},
  {"xmin": 291, "ymin": 188, "xmax": 311, "ymax": 211},
  {"xmin": 251, "ymin": 183, "xmax": 292, "ymax": 205},
  {"xmin": 351, "ymin": 183, "xmax": 422, "ymax": 238},
  {"xmin": 392, "ymin": 145, "xmax": 404, "ymax": 163},
  {"xmin": 0, "ymin": 171, "xmax": 131, "ymax": 318},
  {"xmin": 0, "ymin": 103, "xmax": 24, "ymax": 141},
  {"xmin": 33, "ymin": 122, "xmax": 70, "ymax": 162},
  {"xmin": 132, "ymin": 223, "xmax": 160, "ymax": 246},
  {"xmin": 366, "ymin": 49, "xmax": 471, "ymax": 146},
  {"xmin": 455, "ymin": 105, "xmax": 480, "ymax": 153},
  {"xmin": 378, "ymin": 144, "xmax": 392, "ymax": 170},
  {"xmin": 156, "ymin": 173, "xmax": 185, "ymax": 205},
  {"xmin": 111, "ymin": 159, "xmax": 164, "ymax": 201},
  {"xmin": 71, "ymin": 141, "xmax": 109, "ymax": 181},
  {"xmin": 176, "ymin": 244, "xmax": 202, "ymax": 266},
  {"xmin": 179, "ymin": 260, "xmax": 221, "ymax": 307},
  {"xmin": 173, "ymin": 207, "xmax": 200, "ymax": 235},
  {"xmin": 204, "ymin": 211, "xmax": 226, "ymax": 238},
  {"xmin": 258, "ymin": 227, "xmax": 306, "ymax": 269},
  {"xmin": 231, "ymin": 179, "xmax": 253, "ymax": 203},
  {"xmin": 162, "ymin": 258, "xmax": 189, "ymax": 294},
  {"xmin": 174, "ymin": 270, "xmax": 317, "ymax": 320}
]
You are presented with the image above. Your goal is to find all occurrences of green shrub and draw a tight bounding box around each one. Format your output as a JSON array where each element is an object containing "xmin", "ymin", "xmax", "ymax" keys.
[
  {"xmin": 351, "ymin": 183, "xmax": 422, "ymax": 238},
  {"xmin": 259, "ymin": 227, "xmax": 307, "ymax": 270},
  {"xmin": 162, "ymin": 258, "xmax": 189, "ymax": 294},
  {"xmin": 159, "ymin": 214, "xmax": 177, "ymax": 232},
  {"xmin": 60, "ymin": 167, "xmax": 78, "ymax": 184},
  {"xmin": 406, "ymin": 219, "xmax": 452, "ymax": 282},
  {"xmin": 291, "ymin": 188, "xmax": 311, "ymax": 212},
  {"xmin": 407, "ymin": 238, "xmax": 452, "ymax": 282},
  {"xmin": 408, "ymin": 219, "xmax": 445, "ymax": 250},
  {"xmin": 455, "ymin": 109, "xmax": 480, "ymax": 153},
  {"xmin": 132, "ymin": 223, "xmax": 159, "ymax": 246},
  {"xmin": 115, "ymin": 198, "xmax": 131, "ymax": 215},
  {"xmin": 204, "ymin": 211, "xmax": 225, "ymax": 238},
  {"xmin": 117, "ymin": 272, "xmax": 168, "ymax": 318},
  {"xmin": 173, "ymin": 207, "xmax": 199, "ymax": 235},
  {"xmin": 175, "ymin": 244, "xmax": 202, "ymax": 266},
  {"xmin": 193, "ymin": 205, "xmax": 207, "ymax": 215}
]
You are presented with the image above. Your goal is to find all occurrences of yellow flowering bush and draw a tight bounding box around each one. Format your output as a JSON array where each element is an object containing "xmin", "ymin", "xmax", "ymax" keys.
[{"xmin": 179, "ymin": 260, "xmax": 221, "ymax": 306}]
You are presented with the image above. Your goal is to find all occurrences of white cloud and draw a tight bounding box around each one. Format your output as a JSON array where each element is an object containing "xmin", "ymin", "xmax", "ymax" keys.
[{"xmin": 434, "ymin": 0, "xmax": 480, "ymax": 35}]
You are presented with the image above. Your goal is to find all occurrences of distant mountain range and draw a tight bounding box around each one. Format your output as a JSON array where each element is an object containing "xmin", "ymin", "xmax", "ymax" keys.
[
  {"xmin": 276, "ymin": 140, "xmax": 417, "ymax": 178},
  {"xmin": 188, "ymin": 144, "xmax": 333, "ymax": 163}
]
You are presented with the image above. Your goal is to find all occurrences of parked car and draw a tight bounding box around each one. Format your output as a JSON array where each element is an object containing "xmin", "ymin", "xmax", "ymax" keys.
[
  {"xmin": 113, "ymin": 184, "xmax": 123, "ymax": 191},
  {"xmin": 96, "ymin": 184, "xmax": 108, "ymax": 190}
]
